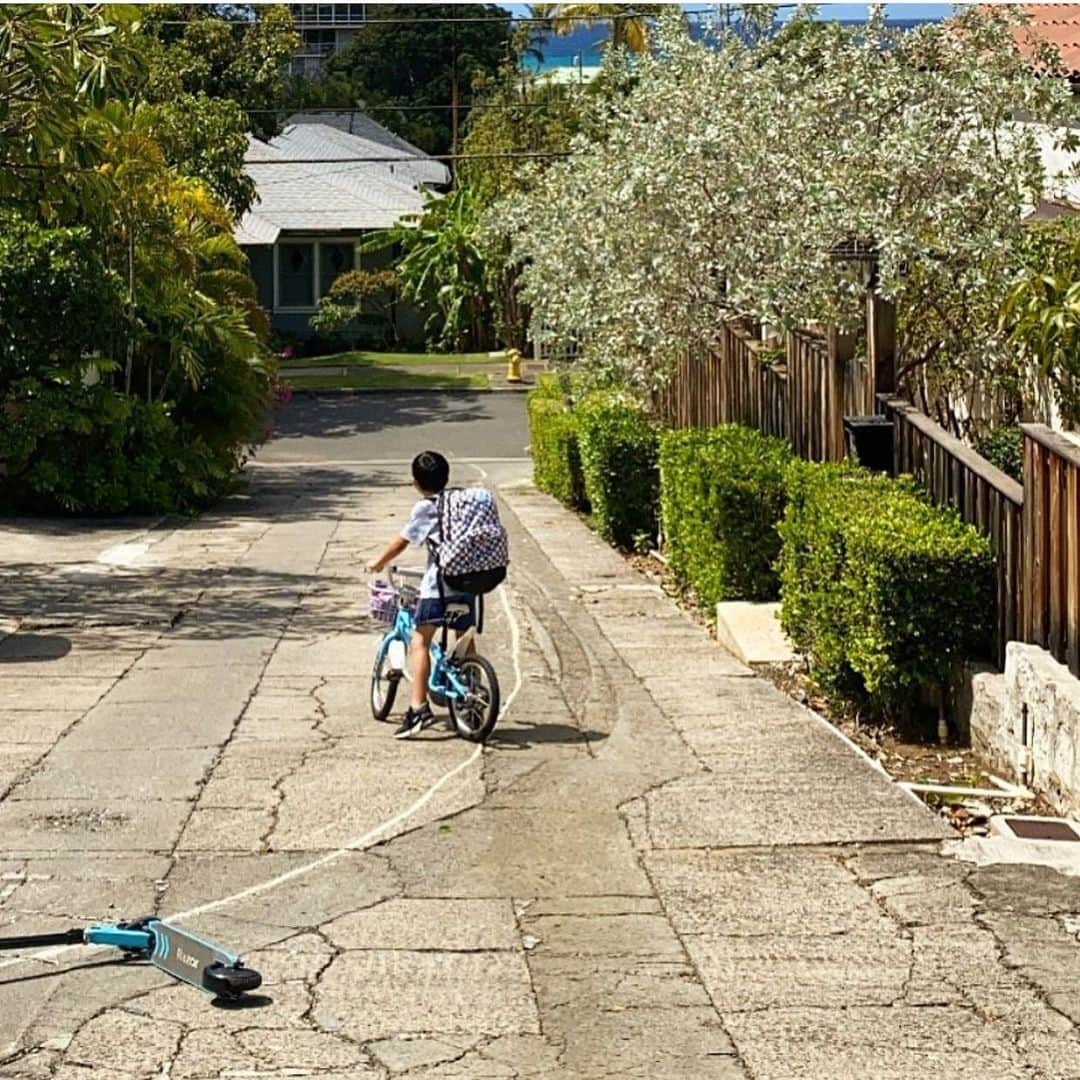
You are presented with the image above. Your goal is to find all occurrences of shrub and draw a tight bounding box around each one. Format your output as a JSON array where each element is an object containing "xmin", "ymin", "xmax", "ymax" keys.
[
  {"xmin": 659, "ymin": 424, "xmax": 793, "ymax": 607},
  {"xmin": 778, "ymin": 460, "xmax": 995, "ymax": 713},
  {"xmin": 0, "ymin": 378, "xmax": 247, "ymax": 515},
  {"xmin": 526, "ymin": 381, "xmax": 586, "ymax": 509},
  {"xmin": 576, "ymin": 391, "xmax": 659, "ymax": 547},
  {"xmin": 0, "ymin": 213, "xmax": 124, "ymax": 388},
  {"xmin": 976, "ymin": 425, "xmax": 1024, "ymax": 484}
]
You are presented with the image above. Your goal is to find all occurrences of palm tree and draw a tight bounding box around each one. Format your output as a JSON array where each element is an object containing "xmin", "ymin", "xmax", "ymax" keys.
[{"xmin": 531, "ymin": 4, "xmax": 668, "ymax": 54}]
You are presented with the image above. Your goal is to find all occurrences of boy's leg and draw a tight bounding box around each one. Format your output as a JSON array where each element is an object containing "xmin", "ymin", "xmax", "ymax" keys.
[
  {"xmin": 395, "ymin": 623, "xmax": 439, "ymax": 739},
  {"xmin": 409, "ymin": 623, "xmax": 438, "ymax": 709}
]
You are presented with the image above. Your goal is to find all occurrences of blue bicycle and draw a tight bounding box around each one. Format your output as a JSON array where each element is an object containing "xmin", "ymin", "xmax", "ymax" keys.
[{"xmin": 369, "ymin": 567, "xmax": 500, "ymax": 742}]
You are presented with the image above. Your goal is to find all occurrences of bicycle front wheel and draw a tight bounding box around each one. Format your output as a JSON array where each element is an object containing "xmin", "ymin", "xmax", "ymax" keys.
[
  {"xmin": 447, "ymin": 655, "xmax": 500, "ymax": 743},
  {"xmin": 371, "ymin": 642, "xmax": 400, "ymax": 722}
]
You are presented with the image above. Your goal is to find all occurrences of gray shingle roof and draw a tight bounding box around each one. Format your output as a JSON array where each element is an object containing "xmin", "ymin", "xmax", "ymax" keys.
[{"xmin": 235, "ymin": 120, "xmax": 449, "ymax": 245}]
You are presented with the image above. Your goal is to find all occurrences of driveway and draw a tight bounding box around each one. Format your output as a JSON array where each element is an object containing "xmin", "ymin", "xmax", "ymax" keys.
[{"xmin": 0, "ymin": 393, "xmax": 1078, "ymax": 1078}]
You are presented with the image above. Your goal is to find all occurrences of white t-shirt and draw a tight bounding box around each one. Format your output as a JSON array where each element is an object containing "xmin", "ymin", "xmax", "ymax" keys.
[{"xmin": 400, "ymin": 497, "xmax": 444, "ymax": 599}]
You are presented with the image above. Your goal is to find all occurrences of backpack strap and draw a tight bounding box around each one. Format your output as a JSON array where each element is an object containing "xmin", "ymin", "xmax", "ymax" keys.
[{"xmin": 428, "ymin": 492, "xmax": 445, "ymax": 601}]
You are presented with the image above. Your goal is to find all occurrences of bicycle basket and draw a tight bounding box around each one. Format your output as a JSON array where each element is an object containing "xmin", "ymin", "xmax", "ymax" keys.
[{"xmin": 368, "ymin": 581, "xmax": 399, "ymax": 624}]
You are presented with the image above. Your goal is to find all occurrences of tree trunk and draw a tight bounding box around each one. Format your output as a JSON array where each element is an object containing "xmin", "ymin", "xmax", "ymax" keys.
[{"xmin": 124, "ymin": 227, "xmax": 135, "ymax": 397}]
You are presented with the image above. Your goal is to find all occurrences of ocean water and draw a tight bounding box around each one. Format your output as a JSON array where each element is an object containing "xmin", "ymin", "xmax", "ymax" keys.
[{"xmin": 523, "ymin": 14, "xmax": 946, "ymax": 71}]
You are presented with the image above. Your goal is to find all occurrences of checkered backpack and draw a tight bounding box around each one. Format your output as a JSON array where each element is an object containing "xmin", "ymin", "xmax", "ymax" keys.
[{"xmin": 433, "ymin": 488, "xmax": 509, "ymax": 595}]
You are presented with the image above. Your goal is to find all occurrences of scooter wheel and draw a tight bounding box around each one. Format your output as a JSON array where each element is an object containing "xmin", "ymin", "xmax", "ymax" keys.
[{"xmin": 202, "ymin": 961, "xmax": 262, "ymax": 998}]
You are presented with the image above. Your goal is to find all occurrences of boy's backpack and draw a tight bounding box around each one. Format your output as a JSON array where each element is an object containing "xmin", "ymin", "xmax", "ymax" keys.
[{"xmin": 433, "ymin": 487, "xmax": 509, "ymax": 595}]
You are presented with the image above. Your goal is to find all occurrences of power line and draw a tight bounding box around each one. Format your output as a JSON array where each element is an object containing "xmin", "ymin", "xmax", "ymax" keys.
[
  {"xmin": 157, "ymin": 9, "xmax": 731, "ymax": 29},
  {"xmin": 248, "ymin": 101, "xmax": 578, "ymax": 113},
  {"xmin": 248, "ymin": 151, "xmax": 571, "ymax": 162}
]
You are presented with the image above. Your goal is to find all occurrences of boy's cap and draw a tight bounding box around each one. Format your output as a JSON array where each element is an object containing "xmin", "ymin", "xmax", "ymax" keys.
[{"xmin": 412, "ymin": 451, "xmax": 450, "ymax": 493}]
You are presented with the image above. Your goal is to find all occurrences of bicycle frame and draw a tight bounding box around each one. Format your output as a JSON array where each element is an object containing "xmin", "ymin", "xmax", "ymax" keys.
[{"xmin": 376, "ymin": 590, "xmax": 471, "ymax": 704}]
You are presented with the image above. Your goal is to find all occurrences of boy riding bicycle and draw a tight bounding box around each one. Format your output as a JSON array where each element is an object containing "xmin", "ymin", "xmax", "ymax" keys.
[{"xmin": 367, "ymin": 451, "xmax": 476, "ymax": 739}]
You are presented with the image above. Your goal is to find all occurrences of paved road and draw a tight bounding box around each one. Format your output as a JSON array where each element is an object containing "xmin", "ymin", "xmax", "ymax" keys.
[
  {"xmin": 1, "ymin": 394, "xmax": 1079, "ymax": 1078},
  {"xmin": 261, "ymin": 390, "xmax": 530, "ymax": 464}
]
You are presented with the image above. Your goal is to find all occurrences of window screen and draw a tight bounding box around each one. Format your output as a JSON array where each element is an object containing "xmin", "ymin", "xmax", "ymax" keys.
[{"xmin": 278, "ymin": 243, "xmax": 315, "ymax": 307}]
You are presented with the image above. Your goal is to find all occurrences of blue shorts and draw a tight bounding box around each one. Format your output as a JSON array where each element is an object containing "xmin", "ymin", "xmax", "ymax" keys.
[{"xmin": 414, "ymin": 595, "xmax": 476, "ymax": 631}]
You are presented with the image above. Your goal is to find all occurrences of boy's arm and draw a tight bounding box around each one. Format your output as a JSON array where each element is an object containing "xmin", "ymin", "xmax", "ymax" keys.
[{"xmin": 366, "ymin": 535, "xmax": 408, "ymax": 574}]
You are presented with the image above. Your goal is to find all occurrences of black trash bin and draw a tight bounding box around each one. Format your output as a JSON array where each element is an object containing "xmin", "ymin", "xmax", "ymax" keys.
[{"xmin": 843, "ymin": 414, "xmax": 894, "ymax": 474}]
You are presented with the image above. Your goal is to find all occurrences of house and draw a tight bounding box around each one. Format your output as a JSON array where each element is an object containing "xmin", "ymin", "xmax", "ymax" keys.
[
  {"xmin": 1011, "ymin": 4, "xmax": 1080, "ymax": 83},
  {"xmin": 287, "ymin": 3, "xmax": 367, "ymax": 78},
  {"xmin": 236, "ymin": 118, "xmax": 450, "ymax": 346}
]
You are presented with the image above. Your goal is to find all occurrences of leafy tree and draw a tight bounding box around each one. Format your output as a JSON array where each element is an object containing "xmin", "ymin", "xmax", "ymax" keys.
[
  {"xmin": 137, "ymin": 5, "xmax": 299, "ymax": 138},
  {"xmin": 126, "ymin": 5, "xmax": 299, "ymax": 215},
  {"xmin": 0, "ymin": 213, "xmax": 125, "ymax": 387},
  {"xmin": 137, "ymin": 94, "xmax": 255, "ymax": 217},
  {"xmin": 0, "ymin": 4, "xmax": 142, "ymax": 221},
  {"xmin": 531, "ymin": 3, "xmax": 668, "ymax": 53},
  {"xmin": 495, "ymin": 6, "xmax": 1075, "ymax": 415},
  {"xmin": 461, "ymin": 67, "xmax": 587, "ymax": 200},
  {"xmin": 362, "ymin": 186, "xmax": 495, "ymax": 351},
  {"xmin": 461, "ymin": 62, "xmax": 594, "ymax": 349},
  {"xmin": 1001, "ymin": 217, "xmax": 1080, "ymax": 427},
  {"xmin": 311, "ymin": 269, "xmax": 400, "ymax": 349},
  {"xmin": 316, "ymin": 4, "xmax": 514, "ymax": 157},
  {"xmin": 1, "ymin": 5, "xmax": 277, "ymax": 515}
]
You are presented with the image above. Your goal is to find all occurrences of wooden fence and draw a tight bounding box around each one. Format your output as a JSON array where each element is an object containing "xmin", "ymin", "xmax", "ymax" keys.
[
  {"xmin": 664, "ymin": 320, "xmax": 879, "ymax": 462},
  {"xmin": 662, "ymin": 328, "xmax": 1080, "ymax": 679},
  {"xmin": 1023, "ymin": 426, "xmax": 1080, "ymax": 676},
  {"xmin": 881, "ymin": 397, "xmax": 1024, "ymax": 669}
]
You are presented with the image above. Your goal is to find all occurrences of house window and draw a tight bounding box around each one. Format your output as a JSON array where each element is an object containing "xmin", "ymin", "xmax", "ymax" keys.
[
  {"xmin": 278, "ymin": 243, "xmax": 315, "ymax": 307},
  {"xmin": 319, "ymin": 242, "xmax": 355, "ymax": 297}
]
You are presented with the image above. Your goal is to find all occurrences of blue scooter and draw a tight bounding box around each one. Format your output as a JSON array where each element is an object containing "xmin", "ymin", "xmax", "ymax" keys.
[{"xmin": 0, "ymin": 917, "xmax": 262, "ymax": 1001}]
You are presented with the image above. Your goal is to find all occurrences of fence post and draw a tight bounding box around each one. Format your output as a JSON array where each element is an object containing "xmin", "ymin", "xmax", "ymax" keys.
[
  {"xmin": 828, "ymin": 326, "xmax": 857, "ymax": 459},
  {"xmin": 867, "ymin": 292, "xmax": 897, "ymax": 402}
]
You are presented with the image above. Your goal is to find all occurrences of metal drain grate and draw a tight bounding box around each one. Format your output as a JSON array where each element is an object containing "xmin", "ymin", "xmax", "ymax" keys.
[{"xmin": 1001, "ymin": 816, "xmax": 1080, "ymax": 842}]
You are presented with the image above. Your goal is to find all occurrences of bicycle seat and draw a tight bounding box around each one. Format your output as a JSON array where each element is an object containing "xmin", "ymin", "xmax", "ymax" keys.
[{"xmin": 444, "ymin": 603, "xmax": 471, "ymax": 617}]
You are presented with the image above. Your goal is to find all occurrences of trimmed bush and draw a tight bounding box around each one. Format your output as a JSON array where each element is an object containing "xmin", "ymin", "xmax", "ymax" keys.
[
  {"xmin": 659, "ymin": 425, "xmax": 793, "ymax": 607},
  {"xmin": 778, "ymin": 460, "xmax": 995, "ymax": 712},
  {"xmin": 526, "ymin": 381, "xmax": 586, "ymax": 509},
  {"xmin": 0, "ymin": 379, "xmax": 248, "ymax": 515},
  {"xmin": 976, "ymin": 425, "xmax": 1024, "ymax": 484},
  {"xmin": 576, "ymin": 391, "xmax": 659, "ymax": 548}
]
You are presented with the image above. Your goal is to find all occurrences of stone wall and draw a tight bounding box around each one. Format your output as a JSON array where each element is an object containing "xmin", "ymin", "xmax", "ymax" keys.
[{"xmin": 967, "ymin": 643, "xmax": 1080, "ymax": 815}]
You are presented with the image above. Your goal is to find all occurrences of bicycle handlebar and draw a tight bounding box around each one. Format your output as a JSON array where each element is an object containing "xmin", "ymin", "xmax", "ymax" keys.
[{"xmin": 387, "ymin": 565, "xmax": 424, "ymax": 586}]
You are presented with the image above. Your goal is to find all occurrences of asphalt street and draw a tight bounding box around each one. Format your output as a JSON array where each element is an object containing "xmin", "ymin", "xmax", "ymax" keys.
[{"xmin": 260, "ymin": 390, "xmax": 530, "ymax": 464}]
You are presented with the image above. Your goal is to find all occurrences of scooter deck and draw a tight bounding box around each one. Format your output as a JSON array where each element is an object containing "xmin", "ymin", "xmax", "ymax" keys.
[{"xmin": 146, "ymin": 919, "xmax": 239, "ymax": 993}]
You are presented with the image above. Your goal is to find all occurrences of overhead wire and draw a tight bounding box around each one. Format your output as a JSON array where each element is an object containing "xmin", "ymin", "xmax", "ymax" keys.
[{"xmin": 156, "ymin": 8, "xmax": 749, "ymax": 28}]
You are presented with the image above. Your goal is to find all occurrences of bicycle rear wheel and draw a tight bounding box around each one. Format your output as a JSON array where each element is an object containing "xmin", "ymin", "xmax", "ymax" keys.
[
  {"xmin": 371, "ymin": 644, "xmax": 400, "ymax": 722},
  {"xmin": 447, "ymin": 655, "xmax": 500, "ymax": 743}
]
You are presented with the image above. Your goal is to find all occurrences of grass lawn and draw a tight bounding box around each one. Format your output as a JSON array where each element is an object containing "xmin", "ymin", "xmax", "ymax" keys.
[
  {"xmin": 279, "ymin": 350, "xmax": 498, "ymax": 390},
  {"xmin": 285, "ymin": 370, "xmax": 490, "ymax": 391},
  {"xmin": 280, "ymin": 350, "xmax": 495, "ymax": 370}
]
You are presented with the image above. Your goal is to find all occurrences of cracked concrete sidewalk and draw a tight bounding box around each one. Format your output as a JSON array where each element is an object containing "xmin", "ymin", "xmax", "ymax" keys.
[{"xmin": 0, "ymin": 460, "xmax": 1079, "ymax": 1079}]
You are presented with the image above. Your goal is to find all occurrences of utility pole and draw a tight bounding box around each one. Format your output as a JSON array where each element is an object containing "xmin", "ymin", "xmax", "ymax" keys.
[{"xmin": 451, "ymin": 21, "xmax": 459, "ymax": 181}]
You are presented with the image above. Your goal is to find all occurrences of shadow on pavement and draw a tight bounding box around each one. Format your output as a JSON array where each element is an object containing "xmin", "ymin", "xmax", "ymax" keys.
[
  {"xmin": 269, "ymin": 391, "xmax": 493, "ymax": 442},
  {"xmin": 0, "ymin": 956, "xmax": 136, "ymax": 990},
  {"xmin": 489, "ymin": 722, "xmax": 608, "ymax": 750},
  {"xmin": 0, "ymin": 562, "xmax": 388, "ymax": 641},
  {"xmin": 0, "ymin": 634, "xmax": 72, "ymax": 663}
]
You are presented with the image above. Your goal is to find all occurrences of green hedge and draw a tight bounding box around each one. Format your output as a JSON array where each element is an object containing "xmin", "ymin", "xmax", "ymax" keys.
[
  {"xmin": 576, "ymin": 391, "xmax": 659, "ymax": 549},
  {"xmin": 0, "ymin": 379, "xmax": 244, "ymax": 515},
  {"xmin": 777, "ymin": 460, "xmax": 995, "ymax": 711},
  {"xmin": 659, "ymin": 425, "xmax": 793, "ymax": 607},
  {"xmin": 526, "ymin": 381, "xmax": 586, "ymax": 509},
  {"xmin": 976, "ymin": 425, "xmax": 1024, "ymax": 484}
]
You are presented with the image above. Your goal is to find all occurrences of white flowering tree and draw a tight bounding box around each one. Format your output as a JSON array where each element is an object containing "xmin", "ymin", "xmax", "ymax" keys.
[{"xmin": 492, "ymin": 5, "xmax": 1074, "ymax": 417}]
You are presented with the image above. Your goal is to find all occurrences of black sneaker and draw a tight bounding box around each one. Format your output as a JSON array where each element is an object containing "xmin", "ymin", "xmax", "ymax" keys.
[{"xmin": 394, "ymin": 704, "xmax": 434, "ymax": 740}]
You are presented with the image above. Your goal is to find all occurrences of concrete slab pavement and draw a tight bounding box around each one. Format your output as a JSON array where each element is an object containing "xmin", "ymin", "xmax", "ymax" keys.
[{"xmin": 0, "ymin": 394, "xmax": 1077, "ymax": 1076}]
